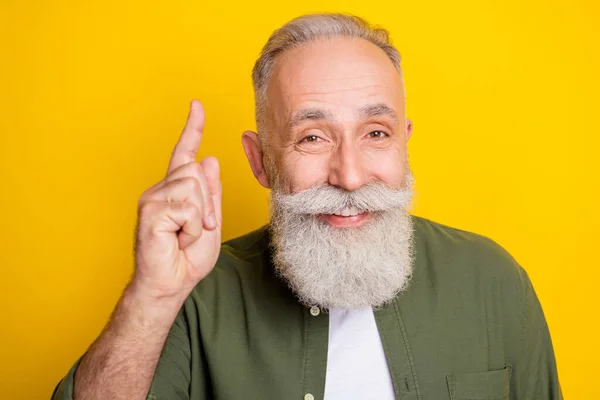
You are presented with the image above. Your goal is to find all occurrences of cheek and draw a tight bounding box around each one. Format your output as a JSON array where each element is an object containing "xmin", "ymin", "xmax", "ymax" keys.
[
  {"xmin": 281, "ymin": 153, "xmax": 329, "ymax": 192},
  {"xmin": 364, "ymin": 146, "xmax": 407, "ymax": 187}
]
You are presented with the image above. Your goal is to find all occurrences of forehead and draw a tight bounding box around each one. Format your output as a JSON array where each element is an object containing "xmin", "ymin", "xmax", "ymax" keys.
[{"xmin": 267, "ymin": 37, "xmax": 405, "ymax": 120}]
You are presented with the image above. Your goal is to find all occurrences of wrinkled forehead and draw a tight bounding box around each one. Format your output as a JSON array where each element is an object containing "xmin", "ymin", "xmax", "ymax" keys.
[{"xmin": 266, "ymin": 37, "xmax": 405, "ymax": 123}]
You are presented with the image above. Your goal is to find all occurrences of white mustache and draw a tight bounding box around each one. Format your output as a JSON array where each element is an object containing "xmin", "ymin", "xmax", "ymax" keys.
[{"xmin": 271, "ymin": 179, "xmax": 414, "ymax": 216}]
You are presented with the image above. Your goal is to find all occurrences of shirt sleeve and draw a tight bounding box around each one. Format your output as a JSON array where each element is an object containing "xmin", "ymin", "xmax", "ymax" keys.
[
  {"xmin": 511, "ymin": 267, "xmax": 563, "ymax": 399},
  {"xmin": 146, "ymin": 307, "xmax": 193, "ymax": 400},
  {"xmin": 50, "ymin": 356, "xmax": 83, "ymax": 400}
]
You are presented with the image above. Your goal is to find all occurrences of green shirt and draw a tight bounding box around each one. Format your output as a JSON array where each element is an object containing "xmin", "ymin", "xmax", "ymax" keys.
[{"xmin": 52, "ymin": 216, "xmax": 562, "ymax": 399}]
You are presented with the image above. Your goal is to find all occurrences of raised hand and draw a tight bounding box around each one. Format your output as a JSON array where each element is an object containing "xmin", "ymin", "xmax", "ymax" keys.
[{"xmin": 133, "ymin": 100, "xmax": 222, "ymax": 302}]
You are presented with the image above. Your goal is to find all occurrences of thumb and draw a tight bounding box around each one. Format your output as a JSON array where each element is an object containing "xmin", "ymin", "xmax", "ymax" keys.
[{"xmin": 201, "ymin": 156, "xmax": 221, "ymax": 224}]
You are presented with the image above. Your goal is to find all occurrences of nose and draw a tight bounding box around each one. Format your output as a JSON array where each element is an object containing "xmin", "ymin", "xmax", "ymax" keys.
[{"xmin": 327, "ymin": 140, "xmax": 369, "ymax": 191}]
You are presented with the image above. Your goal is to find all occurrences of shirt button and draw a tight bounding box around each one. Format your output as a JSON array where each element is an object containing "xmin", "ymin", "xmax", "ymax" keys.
[
  {"xmin": 309, "ymin": 306, "xmax": 320, "ymax": 316},
  {"xmin": 304, "ymin": 394, "xmax": 315, "ymax": 400}
]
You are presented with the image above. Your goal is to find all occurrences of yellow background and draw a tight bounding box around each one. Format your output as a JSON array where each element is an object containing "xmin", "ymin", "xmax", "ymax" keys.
[{"xmin": 1, "ymin": 0, "xmax": 598, "ymax": 398}]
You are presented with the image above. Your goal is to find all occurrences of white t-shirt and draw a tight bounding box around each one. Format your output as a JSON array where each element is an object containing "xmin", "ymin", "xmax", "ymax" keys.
[{"xmin": 323, "ymin": 307, "xmax": 395, "ymax": 399}]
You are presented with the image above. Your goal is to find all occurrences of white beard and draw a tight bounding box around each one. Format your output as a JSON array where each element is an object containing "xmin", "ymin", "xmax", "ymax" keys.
[{"xmin": 269, "ymin": 171, "xmax": 415, "ymax": 310}]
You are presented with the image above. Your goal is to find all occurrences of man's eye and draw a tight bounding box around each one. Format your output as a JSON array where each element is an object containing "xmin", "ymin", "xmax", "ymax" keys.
[
  {"xmin": 368, "ymin": 131, "xmax": 388, "ymax": 139},
  {"xmin": 301, "ymin": 135, "xmax": 321, "ymax": 143}
]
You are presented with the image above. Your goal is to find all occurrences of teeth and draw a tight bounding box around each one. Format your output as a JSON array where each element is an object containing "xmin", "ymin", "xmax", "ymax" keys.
[{"xmin": 333, "ymin": 207, "xmax": 362, "ymax": 217}]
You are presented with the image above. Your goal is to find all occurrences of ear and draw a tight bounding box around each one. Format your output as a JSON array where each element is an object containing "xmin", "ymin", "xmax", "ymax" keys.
[
  {"xmin": 406, "ymin": 118, "xmax": 413, "ymax": 140},
  {"xmin": 241, "ymin": 130, "xmax": 271, "ymax": 189}
]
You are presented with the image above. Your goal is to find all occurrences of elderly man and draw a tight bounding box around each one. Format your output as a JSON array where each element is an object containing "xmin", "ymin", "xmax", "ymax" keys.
[{"xmin": 52, "ymin": 13, "xmax": 562, "ymax": 400}]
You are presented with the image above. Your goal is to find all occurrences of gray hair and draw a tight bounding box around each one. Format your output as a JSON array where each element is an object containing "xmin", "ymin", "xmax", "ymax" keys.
[{"xmin": 251, "ymin": 13, "xmax": 402, "ymax": 151}]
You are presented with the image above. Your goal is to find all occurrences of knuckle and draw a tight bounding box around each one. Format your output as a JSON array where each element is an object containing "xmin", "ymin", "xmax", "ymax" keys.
[
  {"xmin": 138, "ymin": 202, "xmax": 157, "ymax": 219},
  {"xmin": 183, "ymin": 149, "xmax": 197, "ymax": 161},
  {"xmin": 137, "ymin": 197, "xmax": 146, "ymax": 212},
  {"xmin": 137, "ymin": 188, "xmax": 152, "ymax": 209},
  {"xmin": 188, "ymin": 203, "xmax": 202, "ymax": 216},
  {"xmin": 180, "ymin": 161, "xmax": 202, "ymax": 178},
  {"xmin": 182, "ymin": 203, "xmax": 201, "ymax": 221},
  {"xmin": 183, "ymin": 176, "xmax": 201, "ymax": 191},
  {"xmin": 138, "ymin": 181, "xmax": 162, "ymax": 209},
  {"xmin": 191, "ymin": 200, "xmax": 204, "ymax": 215}
]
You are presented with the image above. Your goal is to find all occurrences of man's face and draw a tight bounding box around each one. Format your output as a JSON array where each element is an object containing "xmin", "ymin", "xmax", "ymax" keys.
[
  {"xmin": 243, "ymin": 36, "xmax": 415, "ymax": 309},
  {"xmin": 264, "ymin": 36, "xmax": 411, "ymax": 228}
]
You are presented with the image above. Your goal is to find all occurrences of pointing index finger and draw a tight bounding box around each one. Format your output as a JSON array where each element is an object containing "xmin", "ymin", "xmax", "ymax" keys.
[{"xmin": 167, "ymin": 100, "xmax": 205, "ymax": 176}]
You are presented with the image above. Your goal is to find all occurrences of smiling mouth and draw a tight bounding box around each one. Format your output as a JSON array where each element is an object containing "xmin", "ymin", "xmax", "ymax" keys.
[{"xmin": 320, "ymin": 207, "xmax": 371, "ymax": 228}]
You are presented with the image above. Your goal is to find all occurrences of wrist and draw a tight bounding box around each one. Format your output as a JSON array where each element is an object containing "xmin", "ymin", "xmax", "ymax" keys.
[
  {"xmin": 126, "ymin": 275, "xmax": 189, "ymax": 306},
  {"xmin": 119, "ymin": 282, "xmax": 186, "ymax": 329}
]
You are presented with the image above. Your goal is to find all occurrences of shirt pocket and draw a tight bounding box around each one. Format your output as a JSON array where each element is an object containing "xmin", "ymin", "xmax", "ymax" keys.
[{"xmin": 446, "ymin": 366, "xmax": 511, "ymax": 400}]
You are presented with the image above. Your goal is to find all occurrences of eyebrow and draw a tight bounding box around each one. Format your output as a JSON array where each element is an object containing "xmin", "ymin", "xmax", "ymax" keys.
[
  {"xmin": 287, "ymin": 102, "xmax": 398, "ymax": 130},
  {"xmin": 288, "ymin": 108, "xmax": 334, "ymax": 130},
  {"xmin": 357, "ymin": 103, "xmax": 399, "ymax": 125}
]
